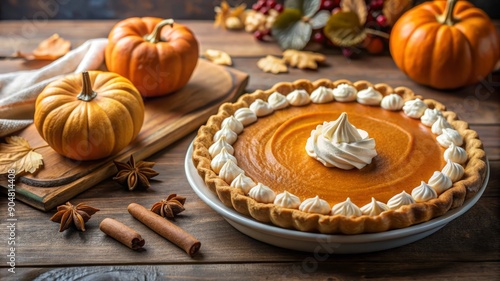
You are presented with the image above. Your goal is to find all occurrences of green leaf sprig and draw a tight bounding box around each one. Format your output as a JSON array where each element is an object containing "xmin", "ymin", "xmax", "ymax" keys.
[{"xmin": 271, "ymin": 0, "xmax": 330, "ymax": 50}]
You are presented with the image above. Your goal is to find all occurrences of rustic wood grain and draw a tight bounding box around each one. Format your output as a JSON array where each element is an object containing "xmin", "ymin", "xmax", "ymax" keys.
[{"xmin": 0, "ymin": 20, "xmax": 498, "ymax": 281}]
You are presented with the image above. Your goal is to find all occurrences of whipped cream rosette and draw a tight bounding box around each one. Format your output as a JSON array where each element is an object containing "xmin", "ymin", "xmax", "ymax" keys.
[{"xmin": 305, "ymin": 112, "xmax": 377, "ymax": 170}]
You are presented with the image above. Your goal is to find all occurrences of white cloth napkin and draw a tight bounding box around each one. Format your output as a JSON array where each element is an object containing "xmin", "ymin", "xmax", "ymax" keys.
[{"xmin": 0, "ymin": 38, "xmax": 108, "ymax": 137}]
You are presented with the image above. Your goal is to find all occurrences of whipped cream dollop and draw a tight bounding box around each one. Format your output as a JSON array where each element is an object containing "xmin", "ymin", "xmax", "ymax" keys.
[
  {"xmin": 428, "ymin": 171, "xmax": 452, "ymax": 194},
  {"xmin": 356, "ymin": 87, "xmax": 383, "ymax": 106},
  {"xmin": 411, "ymin": 181, "xmax": 437, "ymax": 203},
  {"xmin": 306, "ymin": 112, "xmax": 377, "ymax": 170},
  {"xmin": 332, "ymin": 84, "xmax": 357, "ymax": 102},
  {"xmin": 387, "ymin": 191, "xmax": 415, "ymax": 210},
  {"xmin": 331, "ymin": 198, "xmax": 362, "ymax": 217},
  {"xmin": 209, "ymin": 135, "xmax": 234, "ymax": 157},
  {"xmin": 219, "ymin": 159, "xmax": 244, "ymax": 184},
  {"xmin": 248, "ymin": 183, "xmax": 276, "ymax": 203},
  {"xmin": 267, "ymin": 92, "xmax": 289, "ymax": 110},
  {"xmin": 221, "ymin": 116, "xmax": 244, "ymax": 134},
  {"xmin": 421, "ymin": 108, "xmax": 442, "ymax": 127},
  {"xmin": 234, "ymin": 107, "xmax": 257, "ymax": 126},
  {"xmin": 381, "ymin": 94, "xmax": 404, "ymax": 111},
  {"xmin": 250, "ymin": 99, "xmax": 274, "ymax": 117},
  {"xmin": 299, "ymin": 196, "xmax": 331, "ymax": 215},
  {"xmin": 403, "ymin": 98, "xmax": 428, "ymax": 119},
  {"xmin": 444, "ymin": 143, "xmax": 467, "ymax": 164},
  {"xmin": 230, "ymin": 173, "xmax": 256, "ymax": 194},
  {"xmin": 361, "ymin": 198, "xmax": 389, "ymax": 216},
  {"xmin": 437, "ymin": 128, "xmax": 463, "ymax": 148},
  {"xmin": 310, "ymin": 86, "xmax": 335, "ymax": 104},
  {"xmin": 213, "ymin": 123, "xmax": 238, "ymax": 145},
  {"xmin": 274, "ymin": 191, "xmax": 301, "ymax": 209},
  {"xmin": 442, "ymin": 159, "xmax": 464, "ymax": 182},
  {"xmin": 286, "ymin": 89, "xmax": 311, "ymax": 106},
  {"xmin": 431, "ymin": 115, "xmax": 452, "ymax": 135},
  {"xmin": 210, "ymin": 147, "xmax": 237, "ymax": 174}
]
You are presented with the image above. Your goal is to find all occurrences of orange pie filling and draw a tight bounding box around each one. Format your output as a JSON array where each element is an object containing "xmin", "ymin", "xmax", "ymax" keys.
[{"xmin": 234, "ymin": 105, "xmax": 444, "ymax": 208}]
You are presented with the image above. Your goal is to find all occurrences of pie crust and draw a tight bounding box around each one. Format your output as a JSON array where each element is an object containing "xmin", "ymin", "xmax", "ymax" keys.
[{"xmin": 192, "ymin": 79, "xmax": 487, "ymax": 234}]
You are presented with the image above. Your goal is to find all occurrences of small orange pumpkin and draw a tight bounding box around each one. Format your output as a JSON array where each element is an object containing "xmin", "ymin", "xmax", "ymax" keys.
[
  {"xmin": 105, "ymin": 17, "xmax": 199, "ymax": 97},
  {"xmin": 34, "ymin": 71, "xmax": 145, "ymax": 161},
  {"xmin": 389, "ymin": 0, "xmax": 500, "ymax": 89}
]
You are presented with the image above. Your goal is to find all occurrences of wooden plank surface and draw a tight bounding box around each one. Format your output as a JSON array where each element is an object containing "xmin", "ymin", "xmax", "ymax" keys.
[{"xmin": 0, "ymin": 20, "xmax": 499, "ymax": 281}]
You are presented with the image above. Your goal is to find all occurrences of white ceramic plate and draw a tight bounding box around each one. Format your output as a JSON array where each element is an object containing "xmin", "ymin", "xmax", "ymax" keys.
[{"xmin": 185, "ymin": 142, "xmax": 489, "ymax": 254}]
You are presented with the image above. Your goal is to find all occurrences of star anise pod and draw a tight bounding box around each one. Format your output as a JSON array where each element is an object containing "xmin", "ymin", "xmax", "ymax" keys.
[
  {"xmin": 151, "ymin": 194, "xmax": 186, "ymax": 220},
  {"xmin": 113, "ymin": 155, "xmax": 159, "ymax": 190},
  {"xmin": 50, "ymin": 202, "xmax": 100, "ymax": 232}
]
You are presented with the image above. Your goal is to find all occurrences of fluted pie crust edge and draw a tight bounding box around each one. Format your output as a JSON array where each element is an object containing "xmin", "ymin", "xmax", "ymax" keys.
[{"xmin": 192, "ymin": 79, "xmax": 487, "ymax": 234}]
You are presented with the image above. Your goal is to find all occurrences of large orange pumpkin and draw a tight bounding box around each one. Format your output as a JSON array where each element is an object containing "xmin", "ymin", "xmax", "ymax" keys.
[
  {"xmin": 389, "ymin": 0, "xmax": 500, "ymax": 89},
  {"xmin": 105, "ymin": 17, "xmax": 199, "ymax": 97},
  {"xmin": 34, "ymin": 71, "xmax": 145, "ymax": 161}
]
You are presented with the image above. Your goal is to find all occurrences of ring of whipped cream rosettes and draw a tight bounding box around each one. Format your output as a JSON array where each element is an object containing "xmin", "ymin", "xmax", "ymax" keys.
[{"xmin": 192, "ymin": 79, "xmax": 486, "ymax": 234}]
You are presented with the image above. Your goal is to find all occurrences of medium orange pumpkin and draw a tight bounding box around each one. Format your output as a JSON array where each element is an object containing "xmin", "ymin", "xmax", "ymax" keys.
[
  {"xmin": 105, "ymin": 17, "xmax": 199, "ymax": 97},
  {"xmin": 34, "ymin": 71, "xmax": 145, "ymax": 161},
  {"xmin": 389, "ymin": 0, "xmax": 500, "ymax": 89}
]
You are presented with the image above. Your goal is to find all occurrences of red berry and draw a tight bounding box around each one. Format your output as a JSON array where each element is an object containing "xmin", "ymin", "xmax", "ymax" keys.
[
  {"xmin": 313, "ymin": 31, "xmax": 326, "ymax": 44},
  {"xmin": 321, "ymin": 0, "xmax": 335, "ymax": 10},
  {"xmin": 252, "ymin": 2, "xmax": 264, "ymax": 11},
  {"xmin": 274, "ymin": 3, "xmax": 284, "ymax": 12},
  {"xmin": 342, "ymin": 47, "xmax": 359, "ymax": 59},
  {"xmin": 254, "ymin": 30, "xmax": 265, "ymax": 41},
  {"xmin": 376, "ymin": 14, "xmax": 387, "ymax": 27},
  {"xmin": 261, "ymin": 7, "xmax": 270, "ymax": 15},
  {"xmin": 266, "ymin": 0, "xmax": 277, "ymax": 8},
  {"xmin": 369, "ymin": 0, "xmax": 384, "ymax": 10},
  {"xmin": 366, "ymin": 12, "xmax": 374, "ymax": 23}
]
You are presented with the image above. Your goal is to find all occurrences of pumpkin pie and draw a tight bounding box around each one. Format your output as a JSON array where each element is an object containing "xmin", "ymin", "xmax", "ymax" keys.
[{"xmin": 192, "ymin": 79, "xmax": 487, "ymax": 234}]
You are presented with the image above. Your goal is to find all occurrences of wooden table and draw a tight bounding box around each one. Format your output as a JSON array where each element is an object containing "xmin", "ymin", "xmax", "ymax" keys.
[{"xmin": 0, "ymin": 20, "xmax": 498, "ymax": 280}]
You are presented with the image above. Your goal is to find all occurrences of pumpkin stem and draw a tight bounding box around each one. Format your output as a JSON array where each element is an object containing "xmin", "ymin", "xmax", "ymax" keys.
[
  {"xmin": 144, "ymin": 19, "xmax": 175, "ymax": 43},
  {"xmin": 437, "ymin": 0, "xmax": 459, "ymax": 26},
  {"xmin": 77, "ymin": 71, "xmax": 97, "ymax": 102}
]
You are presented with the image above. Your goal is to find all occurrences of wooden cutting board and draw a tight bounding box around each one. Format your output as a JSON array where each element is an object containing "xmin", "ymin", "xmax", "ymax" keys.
[{"xmin": 0, "ymin": 59, "xmax": 249, "ymax": 211}]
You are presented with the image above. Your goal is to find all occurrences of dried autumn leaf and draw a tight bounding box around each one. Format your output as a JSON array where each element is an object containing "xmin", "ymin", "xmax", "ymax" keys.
[
  {"xmin": 257, "ymin": 55, "xmax": 288, "ymax": 74},
  {"xmin": 383, "ymin": 0, "xmax": 412, "ymax": 26},
  {"xmin": 214, "ymin": 0, "xmax": 247, "ymax": 29},
  {"xmin": 341, "ymin": 0, "xmax": 368, "ymax": 26},
  {"xmin": 282, "ymin": 49, "xmax": 326, "ymax": 69},
  {"xmin": 204, "ymin": 49, "xmax": 232, "ymax": 66},
  {"xmin": 32, "ymin": 33, "xmax": 71, "ymax": 60},
  {"xmin": 0, "ymin": 136, "xmax": 44, "ymax": 175},
  {"xmin": 323, "ymin": 11, "xmax": 367, "ymax": 47}
]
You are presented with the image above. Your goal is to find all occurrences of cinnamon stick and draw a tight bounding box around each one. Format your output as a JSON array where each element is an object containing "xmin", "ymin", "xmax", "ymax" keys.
[
  {"xmin": 99, "ymin": 218, "xmax": 145, "ymax": 250},
  {"xmin": 127, "ymin": 203, "xmax": 201, "ymax": 257}
]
